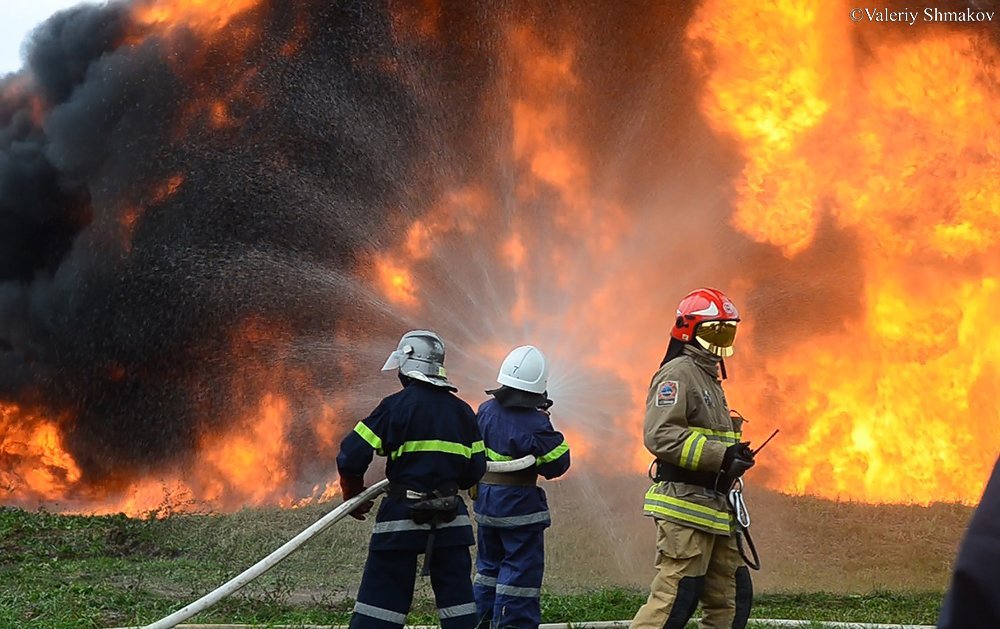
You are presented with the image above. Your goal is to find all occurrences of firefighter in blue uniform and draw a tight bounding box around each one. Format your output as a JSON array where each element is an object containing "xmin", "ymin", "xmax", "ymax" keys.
[
  {"xmin": 337, "ymin": 330, "xmax": 487, "ymax": 629},
  {"xmin": 938, "ymin": 455, "xmax": 1000, "ymax": 629},
  {"xmin": 472, "ymin": 345, "xmax": 571, "ymax": 629}
]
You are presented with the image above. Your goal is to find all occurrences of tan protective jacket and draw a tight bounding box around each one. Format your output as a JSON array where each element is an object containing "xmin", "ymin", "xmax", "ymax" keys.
[{"xmin": 642, "ymin": 344, "xmax": 744, "ymax": 535}]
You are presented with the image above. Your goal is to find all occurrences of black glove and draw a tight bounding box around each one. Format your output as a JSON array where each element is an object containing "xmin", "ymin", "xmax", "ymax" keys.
[
  {"xmin": 721, "ymin": 442, "xmax": 756, "ymax": 480},
  {"xmin": 339, "ymin": 474, "xmax": 374, "ymax": 520}
]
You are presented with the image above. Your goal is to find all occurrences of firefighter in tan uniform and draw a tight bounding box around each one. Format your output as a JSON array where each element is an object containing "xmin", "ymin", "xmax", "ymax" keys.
[{"xmin": 631, "ymin": 287, "xmax": 756, "ymax": 629}]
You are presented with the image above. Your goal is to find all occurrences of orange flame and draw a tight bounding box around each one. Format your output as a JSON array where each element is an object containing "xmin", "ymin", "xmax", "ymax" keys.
[
  {"xmin": 1, "ymin": 404, "xmax": 81, "ymax": 499},
  {"xmin": 374, "ymin": 254, "xmax": 418, "ymax": 306},
  {"xmin": 687, "ymin": 0, "xmax": 1000, "ymax": 503},
  {"xmin": 132, "ymin": 0, "xmax": 264, "ymax": 34}
]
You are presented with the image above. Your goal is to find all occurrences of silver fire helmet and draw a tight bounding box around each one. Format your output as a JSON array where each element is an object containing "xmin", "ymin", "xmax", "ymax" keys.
[{"xmin": 381, "ymin": 330, "xmax": 454, "ymax": 388}]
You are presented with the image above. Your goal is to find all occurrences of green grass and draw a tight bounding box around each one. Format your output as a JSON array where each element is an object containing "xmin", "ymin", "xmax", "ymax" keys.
[{"xmin": 0, "ymin": 501, "xmax": 949, "ymax": 628}]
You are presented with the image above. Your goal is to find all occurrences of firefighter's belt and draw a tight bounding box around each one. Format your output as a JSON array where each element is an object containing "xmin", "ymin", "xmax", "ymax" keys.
[
  {"xmin": 409, "ymin": 495, "xmax": 461, "ymax": 525},
  {"xmin": 386, "ymin": 484, "xmax": 458, "ymax": 501},
  {"xmin": 480, "ymin": 468, "xmax": 538, "ymax": 486},
  {"xmin": 654, "ymin": 460, "xmax": 721, "ymax": 492}
]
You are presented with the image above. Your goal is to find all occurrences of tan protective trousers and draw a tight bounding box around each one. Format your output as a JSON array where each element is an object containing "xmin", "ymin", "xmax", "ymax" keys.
[{"xmin": 630, "ymin": 518, "xmax": 745, "ymax": 629}]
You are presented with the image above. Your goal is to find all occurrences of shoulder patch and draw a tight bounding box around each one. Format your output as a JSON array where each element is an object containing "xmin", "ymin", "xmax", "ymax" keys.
[{"xmin": 656, "ymin": 380, "xmax": 679, "ymax": 407}]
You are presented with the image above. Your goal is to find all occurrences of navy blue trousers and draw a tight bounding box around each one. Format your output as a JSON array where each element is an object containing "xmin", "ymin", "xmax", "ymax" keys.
[
  {"xmin": 473, "ymin": 526, "xmax": 545, "ymax": 628},
  {"xmin": 349, "ymin": 545, "xmax": 478, "ymax": 629}
]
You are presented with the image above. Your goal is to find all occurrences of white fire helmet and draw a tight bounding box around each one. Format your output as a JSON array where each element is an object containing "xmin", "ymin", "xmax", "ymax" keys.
[
  {"xmin": 381, "ymin": 330, "xmax": 454, "ymax": 388},
  {"xmin": 496, "ymin": 345, "xmax": 548, "ymax": 394}
]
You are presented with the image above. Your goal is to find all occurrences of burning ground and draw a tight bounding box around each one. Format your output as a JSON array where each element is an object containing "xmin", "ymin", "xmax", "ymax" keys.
[{"xmin": 1, "ymin": 0, "xmax": 998, "ymax": 515}]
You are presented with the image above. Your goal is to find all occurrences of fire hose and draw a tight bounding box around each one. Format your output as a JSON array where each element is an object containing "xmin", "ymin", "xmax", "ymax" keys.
[{"xmin": 139, "ymin": 455, "xmax": 537, "ymax": 629}]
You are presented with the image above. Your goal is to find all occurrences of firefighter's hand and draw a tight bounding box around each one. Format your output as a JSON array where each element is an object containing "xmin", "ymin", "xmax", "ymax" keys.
[
  {"xmin": 339, "ymin": 474, "xmax": 366, "ymax": 500},
  {"xmin": 349, "ymin": 499, "xmax": 375, "ymax": 521},
  {"xmin": 721, "ymin": 442, "xmax": 755, "ymax": 479},
  {"xmin": 340, "ymin": 474, "xmax": 375, "ymax": 520}
]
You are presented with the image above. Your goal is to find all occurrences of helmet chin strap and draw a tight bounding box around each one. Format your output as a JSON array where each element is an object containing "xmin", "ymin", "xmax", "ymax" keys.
[{"xmin": 720, "ymin": 358, "xmax": 728, "ymax": 380}]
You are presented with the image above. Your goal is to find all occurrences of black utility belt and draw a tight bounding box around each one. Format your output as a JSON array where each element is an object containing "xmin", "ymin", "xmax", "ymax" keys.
[
  {"xmin": 385, "ymin": 484, "xmax": 458, "ymax": 501},
  {"xmin": 386, "ymin": 484, "xmax": 462, "ymax": 527},
  {"xmin": 654, "ymin": 461, "xmax": 720, "ymax": 491}
]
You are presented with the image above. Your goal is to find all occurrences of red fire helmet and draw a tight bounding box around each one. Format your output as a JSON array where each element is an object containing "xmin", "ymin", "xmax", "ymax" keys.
[{"xmin": 670, "ymin": 288, "xmax": 741, "ymax": 354}]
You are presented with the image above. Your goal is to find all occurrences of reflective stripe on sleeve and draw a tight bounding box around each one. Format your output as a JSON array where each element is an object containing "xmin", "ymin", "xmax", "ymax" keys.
[
  {"xmin": 536, "ymin": 440, "xmax": 569, "ymax": 465},
  {"xmin": 353, "ymin": 422, "xmax": 384, "ymax": 455},
  {"xmin": 680, "ymin": 432, "xmax": 707, "ymax": 469},
  {"xmin": 690, "ymin": 426, "xmax": 741, "ymax": 445}
]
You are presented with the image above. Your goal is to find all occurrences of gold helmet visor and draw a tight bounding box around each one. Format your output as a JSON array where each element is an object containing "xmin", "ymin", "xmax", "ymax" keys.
[{"xmin": 695, "ymin": 320, "xmax": 738, "ymax": 357}]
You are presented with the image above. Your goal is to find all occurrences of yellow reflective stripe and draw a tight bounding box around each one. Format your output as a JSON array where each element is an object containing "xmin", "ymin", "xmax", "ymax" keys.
[
  {"xmin": 643, "ymin": 490, "xmax": 732, "ymax": 533},
  {"xmin": 471, "ymin": 440, "xmax": 485, "ymax": 454},
  {"xmin": 692, "ymin": 436, "xmax": 706, "ymax": 468},
  {"xmin": 353, "ymin": 422, "xmax": 384, "ymax": 455},
  {"xmin": 680, "ymin": 433, "xmax": 706, "ymax": 469},
  {"xmin": 643, "ymin": 502, "xmax": 732, "ymax": 534},
  {"xmin": 391, "ymin": 440, "xmax": 474, "ymax": 460},
  {"xmin": 645, "ymin": 491, "xmax": 731, "ymax": 520},
  {"xmin": 690, "ymin": 427, "xmax": 741, "ymax": 444},
  {"xmin": 486, "ymin": 448, "xmax": 512, "ymax": 461},
  {"xmin": 536, "ymin": 440, "xmax": 569, "ymax": 465},
  {"xmin": 680, "ymin": 433, "xmax": 698, "ymax": 467}
]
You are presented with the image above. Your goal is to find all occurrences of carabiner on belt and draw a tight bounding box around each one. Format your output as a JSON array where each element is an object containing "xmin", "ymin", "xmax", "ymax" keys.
[{"xmin": 728, "ymin": 477, "xmax": 751, "ymax": 528}]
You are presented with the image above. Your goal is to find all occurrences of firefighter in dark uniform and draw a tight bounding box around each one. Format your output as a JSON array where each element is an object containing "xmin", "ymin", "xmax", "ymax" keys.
[
  {"xmin": 631, "ymin": 287, "xmax": 756, "ymax": 629},
  {"xmin": 337, "ymin": 330, "xmax": 487, "ymax": 629},
  {"xmin": 938, "ymin": 455, "xmax": 1000, "ymax": 629},
  {"xmin": 472, "ymin": 345, "xmax": 571, "ymax": 629}
]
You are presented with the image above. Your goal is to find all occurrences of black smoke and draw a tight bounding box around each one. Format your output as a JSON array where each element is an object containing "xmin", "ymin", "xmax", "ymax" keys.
[{"xmin": 0, "ymin": 0, "xmax": 502, "ymax": 492}]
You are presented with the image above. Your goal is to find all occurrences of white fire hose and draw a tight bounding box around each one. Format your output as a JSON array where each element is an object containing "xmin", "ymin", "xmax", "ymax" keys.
[
  {"xmin": 482, "ymin": 454, "xmax": 537, "ymax": 473},
  {"xmin": 137, "ymin": 454, "xmax": 537, "ymax": 629}
]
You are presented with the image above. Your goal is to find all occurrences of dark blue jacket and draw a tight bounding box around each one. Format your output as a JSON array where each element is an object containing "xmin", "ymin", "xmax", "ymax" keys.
[
  {"xmin": 938, "ymin": 457, "xmax": 1000, "ymax": 629},
  {"xmin": 472, "ymin": 398, "xmax": 570, "ymax": 530},
  {"xmin": 337, "ymin": 380, "xmax": 487, "ymax": 550}
]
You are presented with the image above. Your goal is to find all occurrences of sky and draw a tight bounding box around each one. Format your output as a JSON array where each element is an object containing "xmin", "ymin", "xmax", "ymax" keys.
[{"xmin": 1, "ymin": 1, "xmax": 101, "ymax": 75}]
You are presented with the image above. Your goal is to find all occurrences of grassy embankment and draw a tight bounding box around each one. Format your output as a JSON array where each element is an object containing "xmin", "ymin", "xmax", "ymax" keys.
[{"xmin": 0, "ymin": 475, "xmax": 972, "ymax": 628}]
